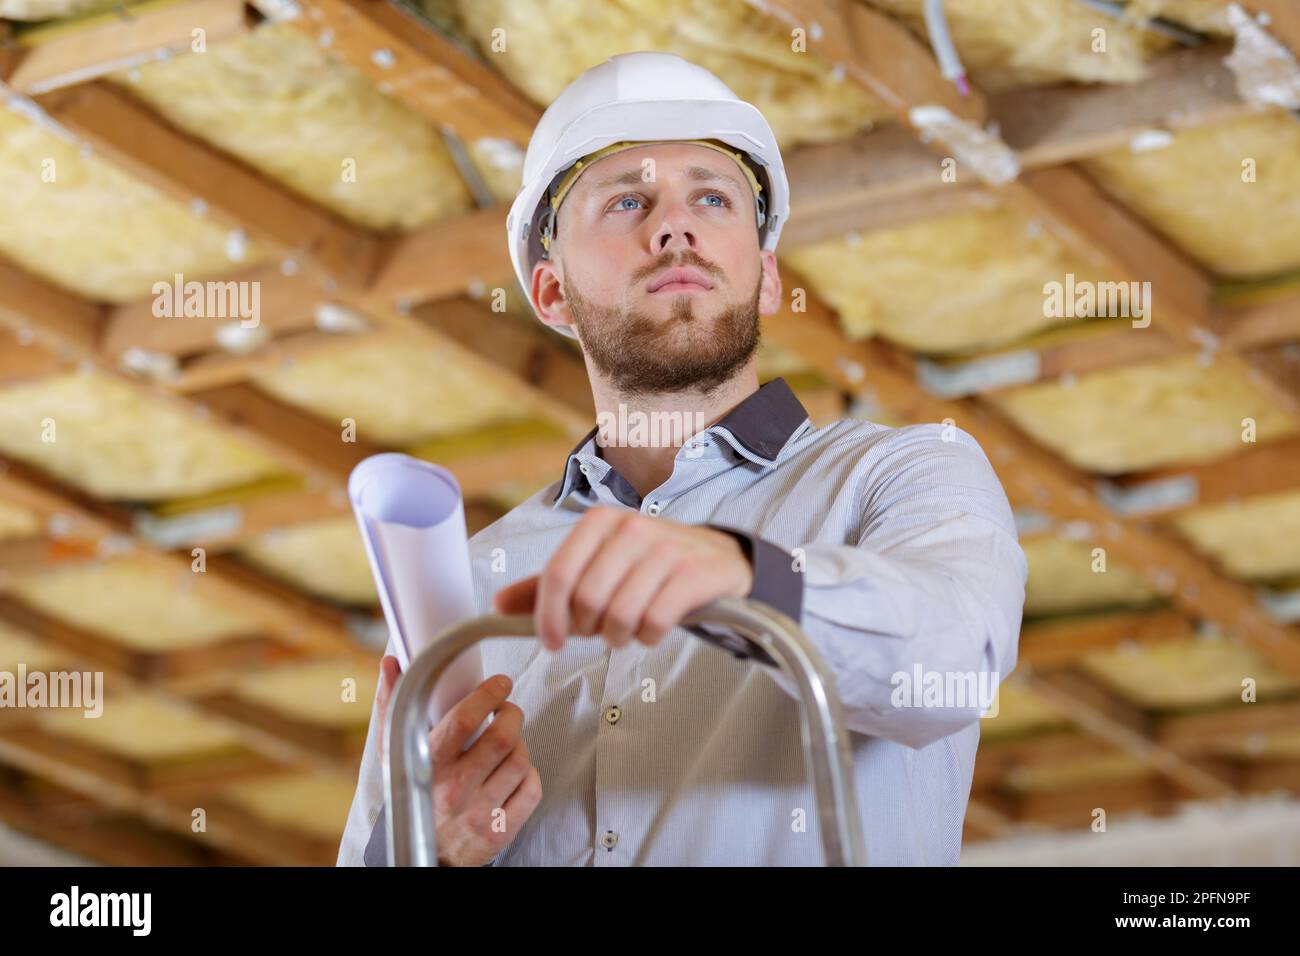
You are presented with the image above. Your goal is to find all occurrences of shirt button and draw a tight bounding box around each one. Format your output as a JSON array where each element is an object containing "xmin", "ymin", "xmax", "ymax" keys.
[
  {"xmin": 579, "ymin": 463, "xmax": 590, "ymax": 476},
  {"xmin": 646, "ymin": 501, "xmax": 661, "ymax": 516},
  {"xmin": 603, "ymin": 704, "xmax": 621, "ymax": 725},
  {"xmin": 600, "ymin": 830, "xmax": 619, "ymax": 850}
]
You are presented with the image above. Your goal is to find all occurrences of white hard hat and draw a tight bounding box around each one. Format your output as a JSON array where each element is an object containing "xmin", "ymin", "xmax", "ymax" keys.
[{"xmin": 506, "ymin": 51, "xmax": 790, "ymax": 339}]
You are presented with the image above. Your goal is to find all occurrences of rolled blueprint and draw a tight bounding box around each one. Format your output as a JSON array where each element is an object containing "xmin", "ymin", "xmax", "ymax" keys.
[{"xmin": 349, "ymin": 453, "xmax": 482, "ymax": 724}]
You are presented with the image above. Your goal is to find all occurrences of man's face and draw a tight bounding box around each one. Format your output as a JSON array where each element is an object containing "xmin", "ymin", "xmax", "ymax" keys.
[{"xmin": 531, "ymin": 142, "xmax": 782, "ymax": 396}]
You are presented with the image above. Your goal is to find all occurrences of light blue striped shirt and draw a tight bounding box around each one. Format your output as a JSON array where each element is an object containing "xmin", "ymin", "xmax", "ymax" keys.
[{"xmin": 338, "ymin": 378, "xmax": 1026, "ymax": 866}]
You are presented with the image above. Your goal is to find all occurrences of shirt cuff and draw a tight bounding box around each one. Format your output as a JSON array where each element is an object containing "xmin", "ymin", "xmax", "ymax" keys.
[{"xmin": 705, "ymin": 524, "xmax": 804, "ymax": 624}]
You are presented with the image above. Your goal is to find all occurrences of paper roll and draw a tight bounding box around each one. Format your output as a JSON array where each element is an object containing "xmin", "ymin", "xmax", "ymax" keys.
[{"xmin": 349, "ymin": 453, "xmax": 483, "ymax": 724}]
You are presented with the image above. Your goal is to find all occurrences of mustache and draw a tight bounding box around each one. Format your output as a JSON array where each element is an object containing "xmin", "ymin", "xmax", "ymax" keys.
[{"xmin": 629, "ymin": 249, "xmax": 725, "ymax": 288}]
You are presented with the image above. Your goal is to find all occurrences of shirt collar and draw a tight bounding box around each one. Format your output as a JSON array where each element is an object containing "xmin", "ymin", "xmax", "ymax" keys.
[{"xmin": 551, "ymin": 377, "xmax": 811, "ymax": 506}]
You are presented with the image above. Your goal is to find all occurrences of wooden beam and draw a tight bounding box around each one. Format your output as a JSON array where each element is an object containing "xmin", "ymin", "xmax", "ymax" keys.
[
  {"xmin": 1019, "ymin": 609, "xmax": 1192, "ymax": 669},
  {"xmin": 190, "ymin": 383, "xmax": 383, "ymax": 483},
  {"xmin": 364, "ymin": 206, "xmax": 513, "ymax": 310},
  {"xmin": 0, "ymin": 727, "xmax": 328, "ymax": 864},
  {"xmin": 1156, "ymin": 698, "xmax": 1300, "ymax": 752},
  {"xmin": 414, "ymin": 298, "xmax": 594, "ymax": 421},
  {"xmin": 37, "ymin": 82, "xmax": 382, "ymax": 290},
  {"xmin": 1105, "ymin": 435, "xmax": 1300, "ymax": 517},
  {"xmin": 1217, "ymin": 294, "xmax": 1300, "ymax": 351},
  {"xmin": 1025, "ymin": 670, "xmax": 1239, "ymax": 799},
  {"xmin": 0, "ymin": 465, "xmax": 362, "ymax": 657},
  {"xmin": 0, "ymin": 255, "xmax": 103, "ymax": 355},
  {"xmin": 0, "ymin": 595, "xmax": 283, "ymax": 684},
  {"xmin": 285, "ymin": 0, "xmax": 541, "ymax": 144},
  {"xmin": 766, "ymin": 271, "xmax": 1300, "ymax": 681},
  {"xmin": 102, "ymin": 261, "xmax": 334, "ymax": 363},
  {"xmin": 1017, "ymin": 164, "xmax": 1213, "ymax": 350},
  {"xmin": 0, "ymin": 776, "xmax": 235, "ymax": 865},
  {"xmin": 991, "ymin": 42, "xmax": 1250, "ymax": 167},
  {"xmin": 6, "ymin": 0, "xmax": 249, "ymax": 95},
  {"xmin": 757, "ymin": 0, "xmax": 985, "ymax": 122}
]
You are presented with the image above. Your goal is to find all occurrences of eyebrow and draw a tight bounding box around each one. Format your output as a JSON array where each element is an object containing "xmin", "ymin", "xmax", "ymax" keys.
[{"xmin": 588, "ymin": 164, "xmax": 745, "ymax": 194}]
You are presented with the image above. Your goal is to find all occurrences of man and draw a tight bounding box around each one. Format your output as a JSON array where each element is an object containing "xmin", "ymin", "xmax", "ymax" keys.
[{"xmin": 338, "ymin": 51, "xmax": 1026, "ymax": 867}]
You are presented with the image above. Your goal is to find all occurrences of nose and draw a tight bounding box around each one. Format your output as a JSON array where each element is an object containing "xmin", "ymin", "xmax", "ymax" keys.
[{"xmin": 650, "ymin": 199, "xmax": 697, "ymax": 255}]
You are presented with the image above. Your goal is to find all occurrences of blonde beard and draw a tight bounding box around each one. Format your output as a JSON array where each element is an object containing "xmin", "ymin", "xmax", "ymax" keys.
[{"xmin": 564, "ymin": 271, "xmax": 762, "ymax": 398}]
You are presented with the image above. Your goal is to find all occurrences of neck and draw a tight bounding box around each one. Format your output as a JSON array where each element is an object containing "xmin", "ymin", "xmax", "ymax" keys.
[{"xmin": 586, "ymin": 362, "xmax": 760, "ymax": 500}]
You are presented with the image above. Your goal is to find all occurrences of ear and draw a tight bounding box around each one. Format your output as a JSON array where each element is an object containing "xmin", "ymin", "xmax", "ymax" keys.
[
  {"xmin": 531, "ymin": 256, "xmax": 575, "ymax": 335},
  {"xmin": 756, "ymin": 249, "xmax": 783, "ymax": 316}
]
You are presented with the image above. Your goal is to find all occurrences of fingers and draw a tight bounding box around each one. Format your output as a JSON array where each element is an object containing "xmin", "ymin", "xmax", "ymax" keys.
[
  {"xmin": 635, "ymin": 564, "xmax": 719, "ymax": 645},
  {"xmin": 479, "ymin": 737, "xmax": 533, "ymax": 814},
  {"xmin": 535, "ymin": 507, "xmax": 624, "ymax": 650},
  {"xmin": 497, "ymin": 763, "xmax": 543, "ymax": 837},
  {"xmin": 429, "ymin": 674, "xmax": 513, "ymax": 765},
  {"xmin": 569, "ymin": 518, "xmax": 659, "ymax": 636},
  {"xmin": 594, "ymin": 541, "xmax": 681, "ymax": 647},
  {"xmin": 455, "ymin": 700, "xmax": 525, "ymax": 796}
]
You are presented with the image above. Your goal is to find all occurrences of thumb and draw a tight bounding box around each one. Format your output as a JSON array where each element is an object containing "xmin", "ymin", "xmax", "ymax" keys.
[{"xmin": 494, "ymin": 575, "xmax": 540, "ymax": 614}]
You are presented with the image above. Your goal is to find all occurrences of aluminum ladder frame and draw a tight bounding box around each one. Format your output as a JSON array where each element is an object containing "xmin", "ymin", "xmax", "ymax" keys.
[{"xmin": 382, "ymin": 596, "xmax": 866, "ymax": 866}]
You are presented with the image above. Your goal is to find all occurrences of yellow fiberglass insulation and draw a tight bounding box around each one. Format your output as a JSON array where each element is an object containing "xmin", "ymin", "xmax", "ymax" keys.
[
  {"xmin": 111, "ymin": 22, "xmax": 473, "ymax": 232},
  {"xmin": 443, "ymin": 0, "xmax": 887, "ymax": 150},
  {"xmin": 0, "ymin": 105, "xmax": 267, "ymax": 303},
  {"xmin": 1082, "ymin": 112, "xmax": 1300, "ymax": 280}
]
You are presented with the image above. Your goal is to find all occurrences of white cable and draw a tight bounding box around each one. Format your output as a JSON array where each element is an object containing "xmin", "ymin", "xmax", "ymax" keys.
[{"xmin": 923, "ymin": 0, "xmax": 970, "ymax": 96}]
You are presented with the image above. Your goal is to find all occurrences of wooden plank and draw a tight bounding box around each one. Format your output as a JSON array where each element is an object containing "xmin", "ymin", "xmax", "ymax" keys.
[
  {"xmin": 1106, "ymin": 435, "xmax": 1300, "ymax": 518},
  {"xmin": 0, "ymin": 466, "xmax": 362, "ymax": 657},
  {"xmin": 7, "ymin": 0, "xmax": 249, "ymax": 95},
  {"xmin": 286, "ymin": 0, "xmax": 541, "ymax": 144},
  {"xmin": 1026, "ymin": 670, "xmax": 1239, "ymax": 799},
  {"xmin": 1019, "ymin": 609, "xmax": 1192, "ymax": 669},
  {"xmin": 414, "ymin": 298, "xmax": 595, "ymax": 421},
  {"xmin": 191, "ymin": 383, "xmax": 383, "ymax": 483},
  {"xmin": 101, "ymin": 261, "xmax": 333, "ymax": 363},
  {"xmin": 768, "ymin": 273, "xmax": 1300, "ymax": 680},
  {"xmin": 1217, "ymin": 295, "xmax": 1300, "ymax": 350},
  {"xmin": 37, "ymin": 82, "xmax": 381, "ymax": 289},
  {"xmin": 1156, "ymin": 698, "xmax": 1300, "ymax": 752},
  {"xmin": 364, "ymin": 206, "xmax": 513, "ymax": 310},
  {"xmin": 0, "ymin": 728, "xmax": 324, "ymax": 864},
  {"xmin": 0, "ymin": 332, "xmax": 70, "ymax": 386},
  {"xmin": 0, "ymin": 255, "xmax": 103, "ymax": 356},
  {"xmin": 758, "ymin": 0, "xmax": 985, "ymax": 121},
  {"xmin": 992, "ymin": 42, "xmax": 1250, "ymax": 168},
  {"xmin": 1017, "ymin": 165, "xmax": 1213, "ymax": 346}
]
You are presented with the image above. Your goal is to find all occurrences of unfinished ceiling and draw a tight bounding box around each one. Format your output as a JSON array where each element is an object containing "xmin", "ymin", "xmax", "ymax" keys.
[{"xmin": 1, "ymin": 0, "xmax": 1299, "ymax": 864}]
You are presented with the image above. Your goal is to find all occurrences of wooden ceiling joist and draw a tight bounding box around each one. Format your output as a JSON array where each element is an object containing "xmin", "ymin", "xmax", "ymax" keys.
[
  {"xmin": 3, "ymin": 0, "xmax": 250, "ymax": 96},
  {"xmin": 1102, "ymin": 435, "xmax": 1300, "ymax": 518},
  {"xmin": 0, "ymin": 465, "xmax": 363, "ymax": 657},
  {"xmin": 282, "ymin": 0, "xmax": 542, "ymax": 145},
  {"xmin": 765, "ymin": 272, "xmax": 1300, "ymax": 679}
]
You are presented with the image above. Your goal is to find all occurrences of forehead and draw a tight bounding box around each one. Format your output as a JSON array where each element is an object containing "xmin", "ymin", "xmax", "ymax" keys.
[{"xmin": 569, "ymin": 142, "xmax": 748, "ymax": 196}]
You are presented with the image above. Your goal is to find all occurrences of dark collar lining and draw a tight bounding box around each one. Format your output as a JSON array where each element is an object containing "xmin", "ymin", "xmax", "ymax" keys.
[{"xmin": 552, "ymin": 378, "xmax": 810, "ymax": 504}]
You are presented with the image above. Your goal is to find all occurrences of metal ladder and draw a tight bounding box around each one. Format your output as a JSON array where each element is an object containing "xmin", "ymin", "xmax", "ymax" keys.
[{"xmin": 381, "ymin": 596, "xmax": 866, "ymax": 866}]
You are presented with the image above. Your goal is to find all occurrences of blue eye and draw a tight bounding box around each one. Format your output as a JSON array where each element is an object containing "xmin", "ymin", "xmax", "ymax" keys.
[
  {"xmin": 698, "ymin": 192, "xmax": 729, "ymax": 207},
  {"xmin": 613, "ymin": 196, "xmax": 645, "ymax": 211}
]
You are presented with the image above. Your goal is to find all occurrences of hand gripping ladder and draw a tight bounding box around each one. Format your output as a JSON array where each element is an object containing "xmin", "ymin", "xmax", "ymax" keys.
[{"xmin": 382, "ymin": 596, "xmax": 866, "ymax": 866}]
